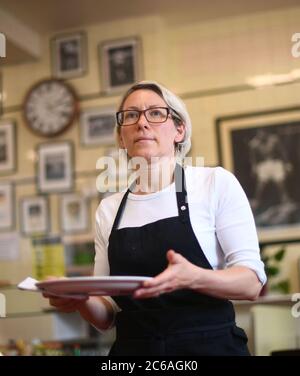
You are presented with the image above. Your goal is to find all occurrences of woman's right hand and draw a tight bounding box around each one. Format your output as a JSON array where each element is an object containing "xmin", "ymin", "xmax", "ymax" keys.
[{"xmin": 43, "ymin": 292, "xmax": 89, "ymax": 313}]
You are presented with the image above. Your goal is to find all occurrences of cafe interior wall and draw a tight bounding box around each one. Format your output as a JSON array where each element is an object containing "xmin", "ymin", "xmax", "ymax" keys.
[{"xmin": 0, "ymin": 5, "xmax": 300, "ymax": 303}]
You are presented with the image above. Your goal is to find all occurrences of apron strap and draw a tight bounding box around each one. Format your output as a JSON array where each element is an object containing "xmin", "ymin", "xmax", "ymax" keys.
[
  {"xmin": 175, "ymin": 164, "xmax": 190, "ymax": 223},
  {"xmin": 111, "ymin": 188, "xmax": 131, "ymax": 231}
]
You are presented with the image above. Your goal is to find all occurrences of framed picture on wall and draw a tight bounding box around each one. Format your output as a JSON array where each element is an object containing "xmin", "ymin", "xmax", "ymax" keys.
[
  {"xmin": 0, "ymin": 120, "xmax": 16, "ymax": 175},
  {"xmin": 215, "ymin": 106, "xmax": 300, "ymax": 243},
  {"xmin": 51, "ymin": 31, "xmax": 87, "ymax": 79},
  {"xmin": 0, "ymin": 182, "xmax": 14, "ymax": 231},
  {"xmin": 37, "ymin": 141, "xmax": 74, "ymax": 193},
  {"xmin": 80, "ymin": 106, "xmax": 116, "ymax": 146},
  {"xmin": 99, "ymin": 36, "xmax": 142, "ymax": 93},
  {"xmin": 20, "ymin": 196, "xmax": 50, "ymax": 236},
  {"xmin": 60, "ymin": 193, "xmax": 89, "ymax": 234}
]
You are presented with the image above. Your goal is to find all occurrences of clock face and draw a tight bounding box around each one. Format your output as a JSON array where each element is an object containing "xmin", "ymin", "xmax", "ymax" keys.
[{"xmin": 23, "ymin": 79, "xmax": 78, "ymax": 137}]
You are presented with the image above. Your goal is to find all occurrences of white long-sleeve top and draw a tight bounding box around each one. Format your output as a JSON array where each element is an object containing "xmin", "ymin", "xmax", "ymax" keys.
[{"xmin": 94, "ymin": 166, "xmax": 266, "ymax": 288}]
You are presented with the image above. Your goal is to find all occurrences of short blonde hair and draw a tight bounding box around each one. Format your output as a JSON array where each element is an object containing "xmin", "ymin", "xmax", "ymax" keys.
[{"xmin": 115, "ymin": 81, "xmax": 192, "ymax": 158}]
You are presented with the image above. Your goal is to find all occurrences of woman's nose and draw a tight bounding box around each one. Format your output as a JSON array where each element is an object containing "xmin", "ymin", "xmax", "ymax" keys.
[{"xmin": 137, "ymin": 111, "xmax": 150, "ymax": 128}]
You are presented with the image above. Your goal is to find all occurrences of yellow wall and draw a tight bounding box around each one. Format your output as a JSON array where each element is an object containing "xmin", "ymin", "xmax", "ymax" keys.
[{"xmin": 1, "ymin": 7, "xmax": 300, "ymax": 288}]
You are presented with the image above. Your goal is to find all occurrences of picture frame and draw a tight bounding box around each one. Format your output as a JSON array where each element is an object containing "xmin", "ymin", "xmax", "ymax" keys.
[
  {"xmin": 99, "ymin": 36, "xmax": 142, "ymax": 93},
  {"xmin": 20, "ymin": 195, "xmax": 50, "ymax": 237},
  {"xmin": 60, "ymin": 193, "xmax": 89, "ymax": 234},
  {"xmin": 80, "ymin": 106, "xmax": 116, "ymax": 146},
  {"xmin": 0, "ymin": 182, "xmax": 14, "ymax": 231},
  {"xmin": 215, "ymin": 106, "xmax": 300, "ymax": 243},
  {"xmin": 51, "ymin": 31, "xmax": 87, "ymax": 79},
  {"xmin": 0, "ymin": 120, "xmax": 16, "ymax": 175},
  {"xmin": 37, "ymin": 141, "xmax": 74, "ymax": 193}
]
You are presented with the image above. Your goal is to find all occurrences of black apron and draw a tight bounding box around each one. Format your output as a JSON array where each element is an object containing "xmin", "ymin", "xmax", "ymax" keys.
[{"xmin": 108, "ymin": 164, "xmax": 250, "ymax": 356}]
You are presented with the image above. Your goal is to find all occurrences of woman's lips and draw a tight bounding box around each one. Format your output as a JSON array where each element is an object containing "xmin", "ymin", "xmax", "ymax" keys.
[{"xmin": 135, "ymin": 137, "xmax": 155, "ymax": 143}]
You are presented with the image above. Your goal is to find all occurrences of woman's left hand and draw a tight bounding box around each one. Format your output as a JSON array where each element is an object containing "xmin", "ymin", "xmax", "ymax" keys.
[{"xmin": 133, "ymin": 249, "xmax": 200, "ymax": 299}]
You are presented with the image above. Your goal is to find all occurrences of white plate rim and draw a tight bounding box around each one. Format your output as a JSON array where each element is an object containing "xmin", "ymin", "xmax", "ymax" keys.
[{"xmin": 36, "ymin": 275, "xmax": 152, "ymax": 289}]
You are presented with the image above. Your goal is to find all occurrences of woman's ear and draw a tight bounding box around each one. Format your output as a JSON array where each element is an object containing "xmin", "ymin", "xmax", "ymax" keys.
[{"xmin": 174, "ymin": 124, "xmax": 185, "ymax": 143}]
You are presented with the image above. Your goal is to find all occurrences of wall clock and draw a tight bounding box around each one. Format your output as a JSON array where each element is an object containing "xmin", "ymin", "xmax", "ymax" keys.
[{"xmin": 23, "ymin": 78, "xmax": 78, "ymax": 137}]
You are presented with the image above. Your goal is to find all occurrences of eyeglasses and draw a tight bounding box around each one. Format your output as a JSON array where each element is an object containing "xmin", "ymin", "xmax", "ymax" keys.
[{"xmin": 116, "ymin": 107, "xmax": 174, "ymax": 126}]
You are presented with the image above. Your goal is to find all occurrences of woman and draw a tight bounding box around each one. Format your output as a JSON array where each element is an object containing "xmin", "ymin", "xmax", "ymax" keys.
[{"xmin": 46, "ymin": 81, "xmax": 266, "ymax": 356}]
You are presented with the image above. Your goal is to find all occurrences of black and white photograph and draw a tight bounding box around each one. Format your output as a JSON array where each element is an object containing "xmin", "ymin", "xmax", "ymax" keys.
[
  {"xmin": 0, "ymin": 120, "xmax": 16, "ymax": 175},
  {"xmin": 80, "ymin": 106, "xmax": 116, "ymax": 146},
  {"xmin": 216, "ymin": 107, "xmax": 300, "ymax": 242},
  {"xmin": 0, "ymin": 182, "xmax": 14, "ymax": 231},
  {"xmin": 51, "ymin": 31, "xmax": 87, "ymax": 79},
  {"xmin": 20, "ymin": 196, "xmax": 50, "ymax": 236},
  {"xmin": 60, "ymin": 193, "xmax": 89, "ymax": 234},
  {"xmin": 37, "ymin": 141, "xmax": 74, "ymax": 193},
  {"xmin": 100, "ymin": 37, "xmax": 142, "ymax": 93}
]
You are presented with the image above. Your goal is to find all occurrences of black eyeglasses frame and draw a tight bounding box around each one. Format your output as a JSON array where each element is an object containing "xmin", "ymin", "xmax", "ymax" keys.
[{"xmin": 116, "ymin": 107, "xmax": 181, "ymax": 127}]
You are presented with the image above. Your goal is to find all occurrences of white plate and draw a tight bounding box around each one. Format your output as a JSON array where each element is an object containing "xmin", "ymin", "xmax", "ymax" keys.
[{"xmin": 36, "ymin": 276, "xmax": 152, "ymax": 296}]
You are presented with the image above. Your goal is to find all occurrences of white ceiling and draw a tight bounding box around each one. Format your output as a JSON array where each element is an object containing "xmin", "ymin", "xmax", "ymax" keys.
[{"xmin": 0, "ymin": 0, "xmax": 299, "ymax": 65}]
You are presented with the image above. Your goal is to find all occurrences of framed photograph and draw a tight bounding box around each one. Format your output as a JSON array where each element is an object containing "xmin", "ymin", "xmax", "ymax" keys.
[
  {"xmin": 80, "ymin": 106, "xmax": 116, "ymax": 146},
  {"xmin": 20, "ymin": 196, "xmax": 50, "ymax": 236},
  {"xmin": 216, "ymin": 106, "xmax": 300, "ymax": 243},
  {"xmin": 0, "ymin": 182, "xmax": 14, "ymax": 231},
  {"xmin": 100, "ymin": 36, "xmax": 142, "ymax": 93},
  {"xmin": 37, "ymin": 141, "xmax": 74, "ymax": 193},
  {"xmin": 51, "ymin": 31, "xmax": 87, "ymax": 79},
  {"xmin": 60, "ymin": 193, "xmax": 89, "ymax": 234},
  {"xmin": 0, "ymin": 120, "xmax": 16, "ymax": 175}
]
